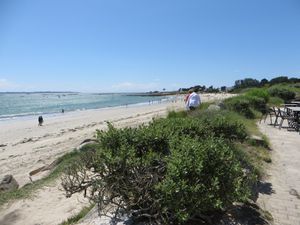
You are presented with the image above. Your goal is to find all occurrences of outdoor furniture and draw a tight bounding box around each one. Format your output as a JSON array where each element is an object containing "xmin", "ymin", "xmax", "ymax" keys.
[
  {"xmin": 291, "ymin": 101, "xmax": 300, "ymax": 106},
  {"xmin": 281, "ymin": 103, "xmax": 297, "ymax": 108},
  {"xmin": 286, "ymin": 107, "xmax": 300, "ymax": 131},
  {"xmin": 276, "ymin": 107, "xmax": 296, "ymax": 130}
]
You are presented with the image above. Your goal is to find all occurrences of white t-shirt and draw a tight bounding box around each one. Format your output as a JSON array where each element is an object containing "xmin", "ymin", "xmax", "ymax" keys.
[{"xmin": 187, "ymin": 92, "xmax": 201, "ymax": 108}]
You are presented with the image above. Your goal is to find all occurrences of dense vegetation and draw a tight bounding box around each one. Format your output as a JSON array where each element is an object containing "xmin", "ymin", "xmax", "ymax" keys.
[{"xmin": 62, "ymin": 113, "xmax": 258, "ymax": 224}]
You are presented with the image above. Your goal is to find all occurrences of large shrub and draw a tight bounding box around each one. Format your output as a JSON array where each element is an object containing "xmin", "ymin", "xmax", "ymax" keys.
[
  {"xmin": 62, "ymin": 118, "xmax": 253, "ymax": 224},
  {"xmin": 156, "ymin": 137, "xmax": 253, "ymax": 223},
  {"xmin": 268, "ymin": 86, "xmax": 296, "ymax": 101}
]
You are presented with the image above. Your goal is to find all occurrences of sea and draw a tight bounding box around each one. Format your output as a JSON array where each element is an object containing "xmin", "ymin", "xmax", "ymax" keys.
[{"xmin": 0, "ymin": 92, "xmax": 169, "ymax": 121}]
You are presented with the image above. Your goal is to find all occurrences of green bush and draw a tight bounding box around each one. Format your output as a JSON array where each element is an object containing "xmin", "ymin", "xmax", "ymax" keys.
[
  {"xmin": 245, "ymin": 88, "xmax": 270, "ymax": 102},
  {"xmin": 224, "ymin": 96, "xmax": 255, "ymax": 118},
  {"xmin": 224, "ymin": 94, "xmax": 268, "ymax": 118},
  {"xmin": 268, "ymin": 86, "xmax": 296, "ymax": 101},
  {"xmin": 246, "ymin": 95, "xmax": 267, "ymax": 114},
  {"xmin": 149, "ymin": 115, "xmax": 247, "ymax": 142},
  {"xmin": 97, "ymin": 122, "xmax": 170, "ymax": 156},
  {"xmin": 156, "ymin": 137, "xmax": 253, "ymax": 223},
  {"xmin": 62, "ymin": 118, "xmax": 253, "ymax": 224}
]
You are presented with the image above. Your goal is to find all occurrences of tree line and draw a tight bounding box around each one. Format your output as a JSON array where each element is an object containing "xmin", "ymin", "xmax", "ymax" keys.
[
  {"xmin": 233, "ymin": 76, "xmax": 300, "ymax": 90},
  {"xmin": 178, "ymin": 76, "xmax": 299, "ymax": 93}
]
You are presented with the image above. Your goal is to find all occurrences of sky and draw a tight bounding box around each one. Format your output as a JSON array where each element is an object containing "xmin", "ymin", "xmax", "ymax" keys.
[{"xmin": 0, "ymin": 0, "xmax": 300, "ymax": 92}]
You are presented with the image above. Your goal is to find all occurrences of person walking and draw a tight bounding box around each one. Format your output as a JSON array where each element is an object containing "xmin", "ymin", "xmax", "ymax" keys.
[
  {"xmin": 186, "ymin": 89, "xmax": 201, "ymax": 110},
  {"xmin": 38, "ymin": 116, "xmax": 44, "ymax": 126}
]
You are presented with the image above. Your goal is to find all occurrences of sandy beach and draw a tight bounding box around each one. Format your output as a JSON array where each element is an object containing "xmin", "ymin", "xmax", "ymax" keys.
[
  {"xmin": 0, "ymin": 93, "xmax": 234, "ymax": 225},
  {"xmin": 0, "ymin": 98, "xmax": 181, "ymax": 187}
]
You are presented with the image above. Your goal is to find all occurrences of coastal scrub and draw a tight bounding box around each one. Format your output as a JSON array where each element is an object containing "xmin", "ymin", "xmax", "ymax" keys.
[{"xmin": 62, "ymin": 117, "xmax": 255, "ymax": 224}]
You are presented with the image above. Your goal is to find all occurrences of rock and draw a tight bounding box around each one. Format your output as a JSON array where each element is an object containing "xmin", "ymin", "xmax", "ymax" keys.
[
  {"xmin": 207, "ymin": 104, "xmax": 221, "ymax": 111},
  {"xmin": 0, "ymin": 175, "xmax": 19, "ymax": 192}
]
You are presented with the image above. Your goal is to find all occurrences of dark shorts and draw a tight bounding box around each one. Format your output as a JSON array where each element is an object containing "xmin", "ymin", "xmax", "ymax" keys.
[{"xmin": 189, "ymin": 106, "xmax": 196, "ymax": 110}]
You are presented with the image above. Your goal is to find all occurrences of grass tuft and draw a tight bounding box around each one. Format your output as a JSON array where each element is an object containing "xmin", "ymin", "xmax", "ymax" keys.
[{"xmin": 59, "ymin": 204, "xmax": 95, "ymax": 225}]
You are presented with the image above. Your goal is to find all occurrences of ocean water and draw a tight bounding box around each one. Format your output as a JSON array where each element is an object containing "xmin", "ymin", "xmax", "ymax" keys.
[{"xmin": 0, "ymin": 92, "xmax": 168, "ymax": 120}]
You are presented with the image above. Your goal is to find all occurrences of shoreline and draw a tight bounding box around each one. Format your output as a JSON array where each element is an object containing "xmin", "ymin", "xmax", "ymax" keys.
[{"xmin": 0, "ymin": 95, "xmax": 171, "ymax": 123}]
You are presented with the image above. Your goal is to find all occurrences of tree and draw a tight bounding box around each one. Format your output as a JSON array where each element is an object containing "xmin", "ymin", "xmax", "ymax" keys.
[
  {"xmin": 243, "ymin": 78, "xmax": 260, "ymax": 88},
  {"xmin": 193, "ymin": 85, "xmax": 201, "ymax": 92},
  {"xmin": 269, "ymin": 76, "xmax": 288, "ymax": 85},
  {"xmin": 260, "ymin": 78, "xmax": 268, "ymax": 86},
  {"xmin": 221, "ymin": 86, "xmax": 227, "ymax": 92},
  {"xmin": 289, "ymin": 77, "xmax": 300, "ymax": 83},
  {"xmin": 234, "ymin": 78, "xmax": 259, "ymax": 89}
]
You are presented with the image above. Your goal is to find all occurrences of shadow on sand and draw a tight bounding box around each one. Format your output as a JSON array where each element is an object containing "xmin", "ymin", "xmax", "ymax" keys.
[{"xmin": 257, "ymin": 181, "xmax": 275, "ymax": 196}]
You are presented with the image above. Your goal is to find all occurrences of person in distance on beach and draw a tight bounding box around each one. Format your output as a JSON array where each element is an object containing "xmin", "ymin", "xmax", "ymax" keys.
[
  {"xmin": 38, "ymin": 116, "xmax": 44, "ymax": 126},
  {"xmin": 186, "ymin": 89, "xmax": 201, "ymax": 110}
]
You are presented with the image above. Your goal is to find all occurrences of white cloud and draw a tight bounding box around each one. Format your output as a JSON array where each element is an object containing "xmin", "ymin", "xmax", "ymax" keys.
[
  {"xmin": 111, "ymin": 82, "xmax": 160, "ymax": 92},
  {"xmin": 0, "ymin": 78, "xmax": 19, "ymax": 90}
]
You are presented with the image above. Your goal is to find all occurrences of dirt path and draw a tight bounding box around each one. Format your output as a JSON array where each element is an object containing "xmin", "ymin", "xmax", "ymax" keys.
[{"xmin": 258, "ymin": 121, "xmax": 300, "ymax": 225}]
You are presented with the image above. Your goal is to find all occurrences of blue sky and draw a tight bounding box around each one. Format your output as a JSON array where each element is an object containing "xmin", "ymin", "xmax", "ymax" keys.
[{"xmin": 0, "ymin": 0, "xmax": 299, "ymax": 92}]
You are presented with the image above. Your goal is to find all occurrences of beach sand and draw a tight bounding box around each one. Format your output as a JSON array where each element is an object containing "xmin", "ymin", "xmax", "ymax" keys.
[{"xmin": 0, "ymin": 93, "xmax": 234, "ymax": 225}]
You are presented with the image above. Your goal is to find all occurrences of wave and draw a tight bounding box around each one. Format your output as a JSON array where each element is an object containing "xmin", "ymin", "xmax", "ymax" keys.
[{"xmin": 0, "ymin": 112, "xmax": 44, "ymax": 120}]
